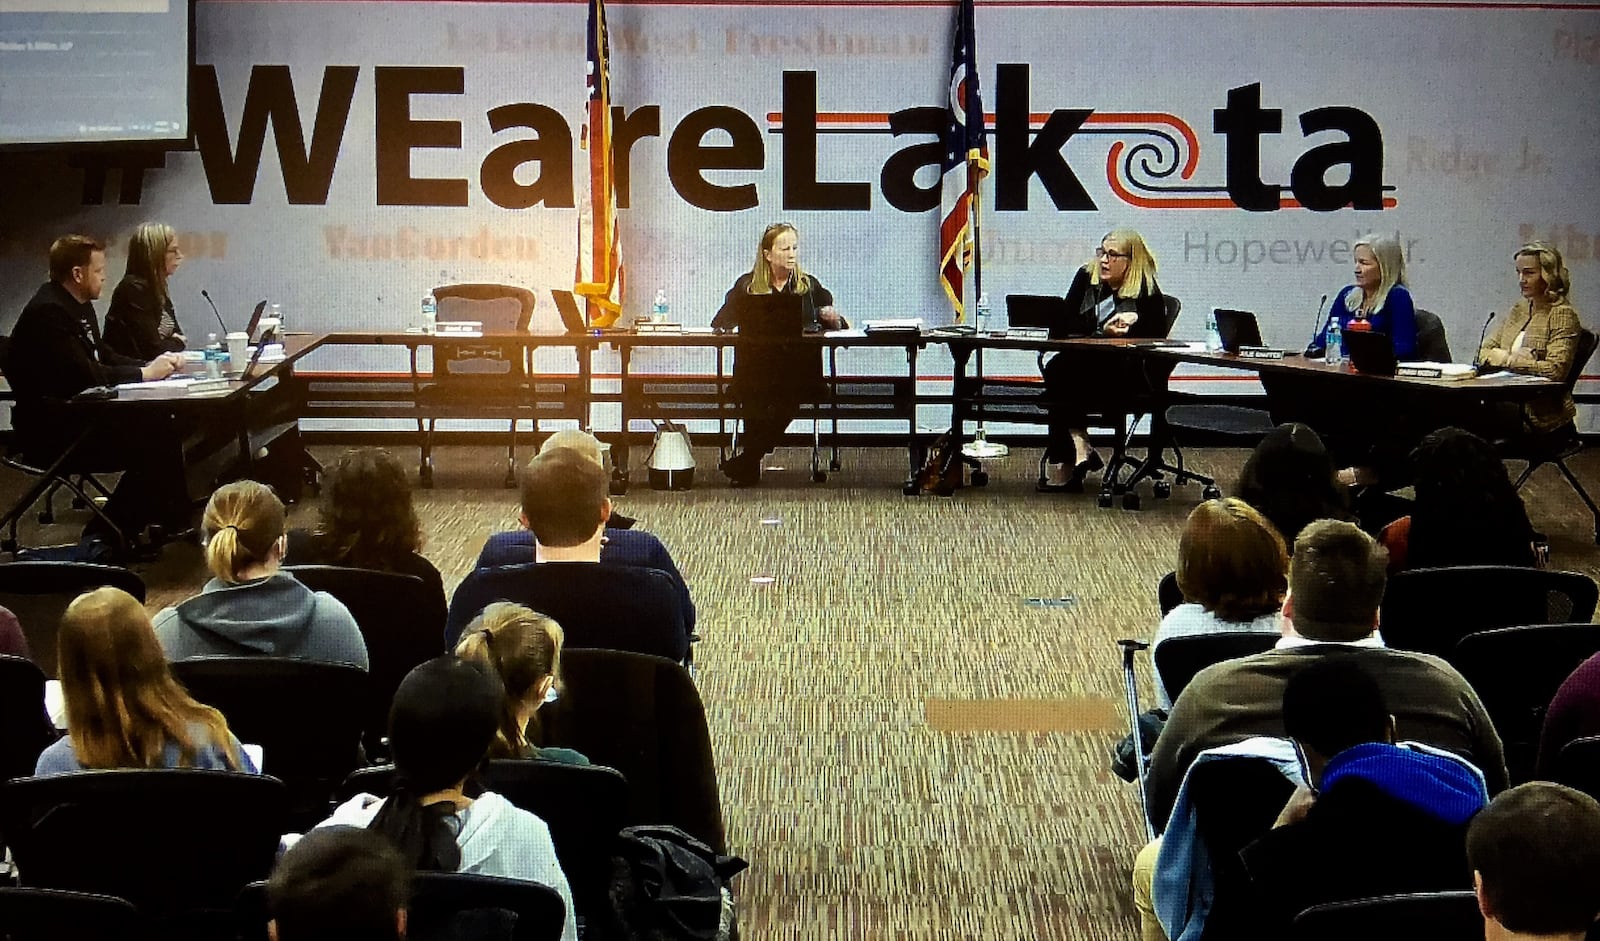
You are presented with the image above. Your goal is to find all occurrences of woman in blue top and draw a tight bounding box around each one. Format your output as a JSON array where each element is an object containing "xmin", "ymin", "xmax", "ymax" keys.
[{"xmin": 1315, "ymin": 233, "xmax": 1417, "ymax": 359}]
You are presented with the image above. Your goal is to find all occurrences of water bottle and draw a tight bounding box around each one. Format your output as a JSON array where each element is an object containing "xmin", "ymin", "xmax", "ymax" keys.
[
  {"xmin": 204, "ymin": 332, "xmax": 223, "ymax": 379},
  {"xmin": 976, "ymin": 292, "xmax": 992, "ymax": 335},
  {"xmin": 421, "ymin": 293, "xmax": 437, "ymax": 334},
  {"xmin": 1205, "ymin": 312, "xmax": 1223, "ymax": 352},
  {"xmin": 1325, "ymin": 317, "xmax": 1343, "ymax": 366},
  {"xmin": 651, "ymin": 289, "xmax": 669, "ymax": 323}
]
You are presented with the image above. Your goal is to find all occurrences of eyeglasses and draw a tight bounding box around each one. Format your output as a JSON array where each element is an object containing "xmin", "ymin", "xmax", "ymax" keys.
[{"xmin": 1095, "ymin": 248, "xmax": 1129, "ymax": 260}]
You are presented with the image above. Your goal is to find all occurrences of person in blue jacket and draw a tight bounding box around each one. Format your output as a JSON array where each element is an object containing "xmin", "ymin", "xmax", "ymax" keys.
[{"xmin": 1313, "ymin": 233, "xmax": 1417, "ymax": 359}]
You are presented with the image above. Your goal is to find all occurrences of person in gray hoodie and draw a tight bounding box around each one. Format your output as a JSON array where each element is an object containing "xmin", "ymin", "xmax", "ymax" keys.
[{"xmin": 153, "ymin": 480, "xmax": 368, "ymax": 669}]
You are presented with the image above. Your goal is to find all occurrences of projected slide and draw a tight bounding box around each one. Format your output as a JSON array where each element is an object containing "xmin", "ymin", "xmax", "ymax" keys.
[{"xmin": 0, "ymin": 0, "xmax": 187, "ymax": 145}]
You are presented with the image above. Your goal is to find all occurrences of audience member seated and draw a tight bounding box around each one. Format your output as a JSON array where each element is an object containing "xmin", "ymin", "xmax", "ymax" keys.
[
  {"xmin": 1466, "ymin": 782, "xmax": 1600, "ymax": 941},
  {"xmin": 1535, "ymin": 650, "xmax": 1600, "ymax": 779},
  {"xmin": 1234, "ymin": 423, "xmax": 1354, "ymax": 548},
  {"xmin": 0, "ymin": 604, "xmax": 31, "ymax": 660},
  {"xmin": 1238, "ymin": 658, "xmax": 1488, "ymax": 932},
  {"xmin": 267, "ymin": 825, "xmax": 409, "ymax": 941},
  {"xmin": 1378, "ymin": 427, "xmax": 1540, "ymax": 574},
  {"xmin": 454, "ymin": 602, "xmax": 590, "ymax": 765},
  {"xmin": 35, "ymin": 586, "xmax": 257, "ymax": 775},
  {"xmin": 314, "ymin": 656, "xmax": 577, "ymax": 941},
  {"xmin": 475, "ymin": 441, "xmax": 696, "ymax": 634},
  {"xmin": 153, "ymin": 480, "xmax": 368, "ymax": 669},
  {"xmin": 1151, "ymin": 498, "xmax": 1287, "ymax": 709},
  {"xmin": 287, "ymin": 447, "xmax": 447, "ymax": 628},
  {"xmin": 1146, "ymin": 519, "xmax": 1508, "ymax": 834}
]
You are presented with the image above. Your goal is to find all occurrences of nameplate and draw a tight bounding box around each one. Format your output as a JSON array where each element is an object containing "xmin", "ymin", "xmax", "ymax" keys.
[
  {"xmin": 636, "ymin": 321, "xmax": 684, "ymax": 334},
  {"xmin": 1004, "ymin": 328, "xmax": 1050, "ymax": 340},
  {"xmin": 435, "ymin": 321, "xmax": 483, "ymax": 335},
  {"xmin": 1238, "ymin": 347, "xmax": 1286, "ymax": 359},
  {"xmin": 1396, "ymin": 362, "xmax": 1474, "ymax": 381}
]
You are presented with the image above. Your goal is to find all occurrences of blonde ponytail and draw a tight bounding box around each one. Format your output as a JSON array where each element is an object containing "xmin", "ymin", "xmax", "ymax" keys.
[{"xmin": 201, "ymin": 480, "xmax": 286, "ymax": 583}]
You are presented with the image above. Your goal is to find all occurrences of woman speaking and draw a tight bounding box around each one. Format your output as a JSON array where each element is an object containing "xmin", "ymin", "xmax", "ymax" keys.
[
  {"xmin": 104, "ymin": 222, "xmax": 188, "ymax": 361},
  {"xmin": 711, "ymin": 222, "xmax": 845, "ymax": 486}
]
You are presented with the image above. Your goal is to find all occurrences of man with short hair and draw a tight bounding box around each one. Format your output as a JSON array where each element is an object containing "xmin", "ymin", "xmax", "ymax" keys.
[
  {"xmin": 1146, "ymin": 519, "xmax": 1508, "ymax": 832},
  {"xmin": 268, "ymin": 826, "xmax": 409, "ymax": 941},
  {"xmin": 1467, "ymin": 782, "xmax": 1600, "ymax": 941}
]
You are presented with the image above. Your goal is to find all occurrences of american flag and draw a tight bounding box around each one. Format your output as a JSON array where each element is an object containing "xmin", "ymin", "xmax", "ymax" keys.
[
  {"xmin": 575, "ymin": 0, "xmax": 622, "ymax": 328},
  {"xmin": 938, "ymin": 0, "xmax": 988, "ymax": 322}
]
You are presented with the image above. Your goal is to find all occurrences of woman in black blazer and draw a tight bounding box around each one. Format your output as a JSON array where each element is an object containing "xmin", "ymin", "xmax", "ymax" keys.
[
  {"xmin": 103, "ymin": 222, "xmax": 187, "ymax": 361},
  {"xmin": 1040, "ymin": 229, "xmax": 1169, "ymax": 491}
]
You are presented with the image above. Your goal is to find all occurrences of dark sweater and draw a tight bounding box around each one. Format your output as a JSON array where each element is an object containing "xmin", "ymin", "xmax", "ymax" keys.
[{"xmin": 104, "ymin": 276, "xmax": 186, "ymax": 361}]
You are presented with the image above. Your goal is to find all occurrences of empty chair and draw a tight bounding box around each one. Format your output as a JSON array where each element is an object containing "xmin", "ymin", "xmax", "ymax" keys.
[
  {"xmin": 0, "ymin": 561, "xmax": 145, "ymax": 678},
  {"xmin": 0, "ymin": 655, "xmax": 54, "ymax": 781},
  {"xmin": 445, "ymin": 563, "xmax": 690, "ymax": 663},
  {"xmin": 0, "ymin": 769, "xmax": 285, "ymax": 931},
  {"xmin": 0, "ymin": 887, "xmax": 143, "ymax": 941},
  {"xmin": 284, "ymin": 564, "xmax": 445, "ymax": 752},
  {"xmin": 1449, "ymin": 623, "xmax": 1600, "ymax": 784},
  {"xmin": 1152, "ymin": 633, "xmax": 1281, "ymax": 709},
  {"xmin": 1291, "ymin": 891, "xmax": 1483, "ymax": 941},
  {"xmin": 540, "ymin": 648, "xmax": 726, "ymax": 854},
  {"xmin": 169, "ymin": 657, "xmax": 365, "ymax": 823},
  {"xmin": 1379, "ymin": 566, "xmax": 1599, "ymax": 657}
]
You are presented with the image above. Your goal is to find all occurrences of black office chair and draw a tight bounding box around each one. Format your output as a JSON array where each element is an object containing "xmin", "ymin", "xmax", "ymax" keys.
[
  {"xmin": 343, "ymin": 759, "xmax": 630, "ymax": 931},
  {"xmin": 416, "ymin": 283, "xmax": 538, "ymax": 488},
  {"xmin": 1412, "ymin": 309, "xmax": 1453, "ymax": 364},
  {"xmin": 0, "ymin": 887, "xmax": 144, "ymax": 941},
  {"xmin": 1449, "ymin": 623, "xmax": 1600, "ymax": 784},
  {"xmin": 445, "ymin": 562, "xmax": 692, "ymax": 664},
  {"xmin": 1379, "ymin": 565, "xmax": 1599, "ymax": 658},
  {"xmin": 282, "ymin": 564, "xmax": 445, "ymax": 755},
  {"xmin": 0, "ymin": 561, "xmax": 146, "ymax": 678},
  {"xmin": 1553, "ymin": 735, "xmax": 1600, "ymax": 801},
  {"xmin": 1497, "ymin": 326, "xmax": 1600, "ymax": 544},
  {"xmin": 169, "ymin": 657, "xmax": 366, "ymax": 825},
  {"xmin": 0, "ymin": 655, "xmax": 54, "ymax": 781},
  {"xmin": 236, "ymin": 871, "xmax": 567, "ymax": 941},
  {"xmin": 1153, "ymin": 632, "xmax": 1280, "ymax": 707},
  {"xmin": 0, "ymin": 770, "xmax": 285, "ymax": 934},
  {"xmin": 1156, "ymin": 571, "xmax": 1184, "ymax": 617},
  {"xmin": 1291, "ymin": 891, "xmax": 1483, "ymax": 941},
  {"xmin": 541, "ymin": 648, "xmax": 726, "ymax": 854}
]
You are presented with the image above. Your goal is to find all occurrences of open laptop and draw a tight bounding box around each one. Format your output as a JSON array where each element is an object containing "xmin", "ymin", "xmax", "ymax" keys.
[
  {"xmin": 734, "ymin": 292, "xmax": 805, "ymax": 337},
  {"xmin": 242, "ymin": 300, "xmax": 268, "ymax": 342},
  {"xmin": 1213, "ymin": 309, "xmax": 1264, "ymax": 353},
  {"xmin": 1343, "ymin": 329, "xmax": 1397, "ymax": 376},
  {"xmin": 1005, "ymin": 295, "xmax": 1083, "ymax": 338},
  {"xmin": 552, "ymin": 289, "xmax": 587, "ymax": 334}
]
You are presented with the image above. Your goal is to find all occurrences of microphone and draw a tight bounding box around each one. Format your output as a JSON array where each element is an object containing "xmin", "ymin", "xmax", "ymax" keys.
[
  {"xmin": 1471, "ymin": 310, "xmax": 1496, "ymax": 370},
  {"xmin": 200, "ymin": 289, "xmax": 228, "ymax": 336},
  {"xmin": 1301, "ymin": 293, "xmax": 1330, "ymax": 356}
]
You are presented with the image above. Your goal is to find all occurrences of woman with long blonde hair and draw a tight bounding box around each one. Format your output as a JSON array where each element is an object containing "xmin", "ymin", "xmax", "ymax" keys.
[
  {"xmin": 454, "ymin": 602, "xmax": 589, "ymax": 765},
  {"xmin": 104, "ymin": 222, "xmax": 188, "ymax": 361},
  {"xmin": 35, "ymin": 586, "xmax": 256, "ymax": 775},
  {"xmin": 1312, "ymin": 232, "xmax": 1417, "ymax": 359}
]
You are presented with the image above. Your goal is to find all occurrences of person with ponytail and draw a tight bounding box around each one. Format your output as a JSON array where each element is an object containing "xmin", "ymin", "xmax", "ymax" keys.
[
  {"xmin": 454, "ymin": 603, "xmax": 589, "ymax": 765},
  {"xmin": 152, "ymin": 480, "xmax": 367, "ymax": 668},
  {"xmin": 36, "ymin": 586, "xmax": 257, "ymax": 775},
  {"xmin": 315, "ymin": 656, "xmax": 577, "ymax": 941}
]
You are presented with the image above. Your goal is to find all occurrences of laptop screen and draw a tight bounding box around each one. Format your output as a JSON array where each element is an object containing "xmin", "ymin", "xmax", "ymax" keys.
[{"xmin": 551, "ymin": 290, "xmax": 587, "ymax": 333}]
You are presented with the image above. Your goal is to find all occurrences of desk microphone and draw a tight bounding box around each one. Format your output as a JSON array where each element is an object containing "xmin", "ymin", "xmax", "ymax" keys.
[
  {"xmin": 1471, "ymin": 309, "xmax": 1496, "ymax": 370},
  {"xmin": 1301, "ymin": 293, "xmax": 1330, "ymax": 356},
  {"xmin": 200, "ymin": 289, "xmax": 229, "ymax": 336}
]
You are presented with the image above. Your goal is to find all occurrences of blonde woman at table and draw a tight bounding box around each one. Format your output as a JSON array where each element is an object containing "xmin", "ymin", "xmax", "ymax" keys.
[
  {"xmin": 710, "ymin": 222, "xmax": 846, "ymax": 486},
  {"xmin": 1473, "ymin": 242, "xmax": 1583, "ymax": 439},
  {"xmin": 1039, "ymin": 229, "xmax": 1169, "ymax": 492},
  {"xmin": 1310, "ymin": 233, "xmax": 1417, "ymax": 361}
]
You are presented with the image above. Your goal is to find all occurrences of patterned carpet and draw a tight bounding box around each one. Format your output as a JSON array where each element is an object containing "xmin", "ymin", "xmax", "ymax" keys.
[{"xmin": 9, "ymin": 439, "xmax": 1600, "ymax": 940}]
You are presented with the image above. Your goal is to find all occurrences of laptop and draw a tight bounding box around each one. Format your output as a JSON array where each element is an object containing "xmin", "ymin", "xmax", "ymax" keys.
[
  {"xmin": 242, "ymin": 300, "xmax": 268, "ymax": 342},
  {"xmin": 552, "ymin": 289, "xmax": 587, "ymax": 334},
  {"xmin": 1213, "ymin": 309, "xmax": 1264, "ymax": 353},
  {"xmin": 1005, "ymin": 295, "xmax": 1084, "ymax": 338},
  {"xmin": 734, "ymin": 292, "xmax": 805, "ymax": 337},
  {"xmin": 1343, "ymin": 329, "xmax": 1397, "ymax": 376}
]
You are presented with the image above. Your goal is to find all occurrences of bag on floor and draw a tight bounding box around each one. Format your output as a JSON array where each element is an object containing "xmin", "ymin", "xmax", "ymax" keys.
[
  {"xmin": 1111, "ymin": 708, "xmax": 1168, "ymax": 782},
  {"xmin": 608, "ymin": 825, "xmax": 747, "ymax": 941},
  {"xmin": 914, "ymin": 429, "xmax": 964, "ymax": 496}
]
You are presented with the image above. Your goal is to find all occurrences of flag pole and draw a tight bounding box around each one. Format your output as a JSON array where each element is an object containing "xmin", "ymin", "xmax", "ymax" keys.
[{"xmin": 962, "ymin": 102, "xmax": 1007, "ymax": 460}]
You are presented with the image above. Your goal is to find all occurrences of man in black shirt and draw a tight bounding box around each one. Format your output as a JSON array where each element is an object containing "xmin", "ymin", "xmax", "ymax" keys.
[{"xmin": 4, "ymin": 235, "xmax": 187, "ymax": 551}]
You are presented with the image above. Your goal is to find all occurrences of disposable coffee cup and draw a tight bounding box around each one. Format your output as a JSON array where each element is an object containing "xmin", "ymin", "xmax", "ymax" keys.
[{"xmin": 226, "ymin": 332, "xmax": 250, "ymax": 369}]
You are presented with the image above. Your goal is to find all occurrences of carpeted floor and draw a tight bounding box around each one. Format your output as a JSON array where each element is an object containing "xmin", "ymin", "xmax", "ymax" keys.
[{"xmin": 9, "ymin": 440, "xmax": 1600, "ymax": 940}]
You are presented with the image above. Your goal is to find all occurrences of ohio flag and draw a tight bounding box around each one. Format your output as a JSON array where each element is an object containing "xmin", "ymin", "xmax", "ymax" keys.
[
  {"xmin": 938, "ymin": 0, "xmax": 988, "ymax": 321},
  {"xmin": 575, "ymin": 0, "xmax": 622, "ymax": 327}
]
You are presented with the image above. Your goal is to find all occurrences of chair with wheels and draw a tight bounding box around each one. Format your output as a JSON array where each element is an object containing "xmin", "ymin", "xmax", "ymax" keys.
[
  {"xmin": 1495, "ymin": 326, "xmax": 1600, "ymax": 544},
  {"xmin": 0, "ymin": 887, "xmax": 144, "ymax": 941},
  {"xmin": 1152, "ymin": 632, "xmax": 1280, "ymax": 707},
  {"xmin": 1379, "ymin": 565, "xmax": 1599, "ymax": 658},
  {"xmin": 169, "ymin": 657, "xmax": 366, "ymax": 825},
  {"xmin": 0, "ymin": 655, "xmax": 55, "ymax": 781},
  {"xmin": 0, "ymin": 769, "xmax": 285, "ymax": 935},
  {"xmin": 282, "ymin": 564, "xmax": 445, "ymax": 755},
  {"xmin": 236, "ymin": 871, "xmax": 567, "ymax": 941},
  {"xmin": 1448, "ymin": 623, "xmax": 1600, "ymax": 784},
  {"xmin": 415, "ymin": 284, "xmax": 538, "ymax": 488},
  {"xmin": 445, "ymin": 562, "xmax": 692, "ymax": 664},
  {"xmin": 1291, "ymin": 891, "xmax": 1483, "ymax": 941},
  {"xmin": 540, "ymin": 648, "xmax": 726, "ymax": 854},
  {"xmin": 0, "ymin": 561, "xmax": 146, "ymax": 677}
]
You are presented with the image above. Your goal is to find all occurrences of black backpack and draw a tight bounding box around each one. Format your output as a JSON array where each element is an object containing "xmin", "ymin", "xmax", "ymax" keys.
[{"xmin": 608, "ymin": 826, "xmax": 747, "ymax": 941}]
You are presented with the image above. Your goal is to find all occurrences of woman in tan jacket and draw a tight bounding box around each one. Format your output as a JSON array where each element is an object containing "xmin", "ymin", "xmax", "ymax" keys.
[{"xmin": 1477, "ymin": 241, "xmax": 1584, "ymax": 435}]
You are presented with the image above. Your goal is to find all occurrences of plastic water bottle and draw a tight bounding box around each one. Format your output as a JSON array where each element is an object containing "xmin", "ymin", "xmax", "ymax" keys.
[
  {"xmin": 268, "ymin": 302, "xmax": 284, "ymax": 332},
  {"xmin": 651, "ymin": 289, "xmax": 669, "ymax": 323},
  {"xmin": 1205, "ymin": 312, "xmax": 1223, "ymax": 352},
  {"xmin": 976, "ymin": 292, "xmax": 991, "ymax": 335},
  {"xmin": 204, "ymin": 332, "xmax": 223, "ymax": 379},
  {"xmin": 1325, "ymin": 318, "xmax": 1343, "ymax": 366},
  {"xmin": 421, "ymin": 293, "xmax": 437, "ymax": 334}
]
